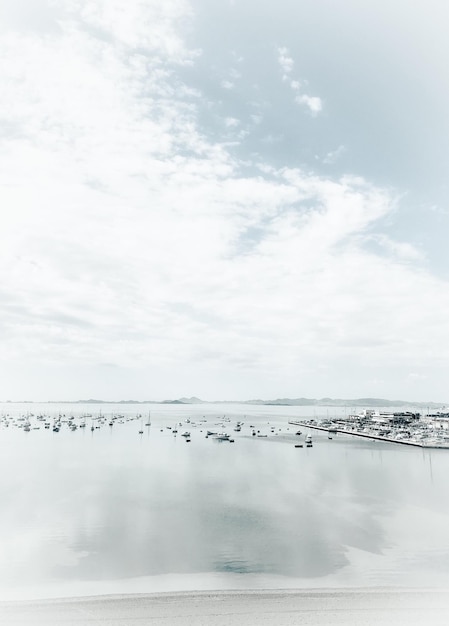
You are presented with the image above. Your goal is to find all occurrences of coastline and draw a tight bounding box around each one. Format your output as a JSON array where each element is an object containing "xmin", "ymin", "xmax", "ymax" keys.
[{"xmin": 1, "ymin": 588, "xmax": 449, "ymax": 625}]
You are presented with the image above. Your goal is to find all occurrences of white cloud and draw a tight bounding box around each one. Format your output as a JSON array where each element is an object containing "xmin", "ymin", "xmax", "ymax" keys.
[
  {"xmin": 66, "ymin": 0, "xmax": 197, "ymax": 63},
  {"xmin": 220, "ymin": 68, "xmax": 241, "ymax": 91},
  {"xmin": 250, "ymin": 113, "xmax": 263, "ymax": 125},
  {"xmin": 429, "ymin": 203, "xmax": 449, "ymax": 215},
  {"xmin": 277, "ymin": 46, "xmax": 294, "ymax": 80},
  {"xmin": 260, "ymin": 133, "xmax": 283, "ymax": 144},
  {"xmin": 369, "ymin": 235, "xmax": 425, "ymax": 262},
  {"xmin": 295, "ymin": 93, "xmax": 323, "ymax": 114},
  {"xmin": 277, "ymin": 46, "xmax": 322, "ymax": 115},
  {"xmin": 1, "ymin": 1, "xmax": 449, "ymax": 400},
  {"xmin": 224, "ymin": 116, "xmax": 240, "ymax": 127},
  {"xmin": 408, "ymin": 373, "xmax": 428, "ymax": 380},
  {"xmin": 322, "ymin": 144, "xmax": 346, "ymax": 164}
]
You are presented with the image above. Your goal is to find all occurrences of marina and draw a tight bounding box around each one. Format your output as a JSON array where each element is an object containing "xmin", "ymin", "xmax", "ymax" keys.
[{"xmin": 289, "ymin": 408, "xmax": 449, "ymax": 449}]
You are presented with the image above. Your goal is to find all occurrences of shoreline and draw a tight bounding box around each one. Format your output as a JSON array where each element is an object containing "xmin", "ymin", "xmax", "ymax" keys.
[{"xmin": 1, "ymin": 588, "xmax": 449, "ymax": 625}]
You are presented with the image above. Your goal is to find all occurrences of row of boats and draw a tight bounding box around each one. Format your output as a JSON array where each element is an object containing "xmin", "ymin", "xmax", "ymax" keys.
[
  {"xmin": 172, "ymin": 420, "xmax": 315, "ymax": 448},
  {"xmin": 295, "ymin": 432, "xmax": 313, "ymax": 448},
  {"xmin": 0, "ymin": 412, "xmax": 320, "ymax": 450},
  {"xmin": 0, "ymin": 412, "xmax": 148, "ymax": 433}
]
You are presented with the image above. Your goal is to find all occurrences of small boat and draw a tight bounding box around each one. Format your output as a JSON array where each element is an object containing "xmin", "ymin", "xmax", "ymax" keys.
[
  {"xmin": 295, "ymin": 443, "xmax": 303, "ymax": 448},
  {"xmin": 181, "ymin": 431, "xmax": 191, "ymax": 438},
  {"xmin": 213, "ymin": 433, "xmax": 230, "ymax": 441}
]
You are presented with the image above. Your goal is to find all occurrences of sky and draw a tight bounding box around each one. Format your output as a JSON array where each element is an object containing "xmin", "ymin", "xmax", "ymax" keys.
[{"xmin": 1, "ymin": 0, "xmax": 449, "ymax": 402}]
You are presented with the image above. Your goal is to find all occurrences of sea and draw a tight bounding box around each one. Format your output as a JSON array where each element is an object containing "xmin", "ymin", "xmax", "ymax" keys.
[{"xmin": 1, "ymin": 401, "xmax": 449, "ymax": 600}]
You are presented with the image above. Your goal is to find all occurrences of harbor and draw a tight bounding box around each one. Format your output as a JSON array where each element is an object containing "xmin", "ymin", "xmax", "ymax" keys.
[
  {"xmin": 289, "ymin": 408, "xmax": 449, "ymax": 449},
  {"xmin": 2, "ymin": 401, "xmax": 449, "ymax": 601}
]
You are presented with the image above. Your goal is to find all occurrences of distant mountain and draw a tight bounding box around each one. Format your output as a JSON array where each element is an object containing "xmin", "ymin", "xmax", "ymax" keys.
[
  {"xmin": 316, "ymin": 398, "xmax": 440, "ymax": 408},
  {"xmin": 47, "ymin": 399, "xmax": 158, "ymax": 404},
  {"xmin": 32, "ymin": 397, "xmax": 447, "ymax": 408},
  {"xmin": 159, "ymin": 397, "xmax": 205, "ymax": 404},
  {"xmin": 240, "ymin": 397, "xmax": 444, "ymax": 408},
  {"xmin": 256, "ymin": 398, "xmax": 316, "ymax": 406},
  {"xmin": 177, "ymin": 397, "xmax": 205, "ymax": 404}
]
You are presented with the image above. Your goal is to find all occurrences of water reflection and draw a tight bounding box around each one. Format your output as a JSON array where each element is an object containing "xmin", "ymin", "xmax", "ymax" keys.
[{"xmin": 1, "ymin": 403, "xmax": 449, "ymax": 594}]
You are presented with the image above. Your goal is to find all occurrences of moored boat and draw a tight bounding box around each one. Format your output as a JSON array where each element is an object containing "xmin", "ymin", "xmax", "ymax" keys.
[{"xmin": 213, "ymin": 433, "xmax": 230, "ymax": 441}]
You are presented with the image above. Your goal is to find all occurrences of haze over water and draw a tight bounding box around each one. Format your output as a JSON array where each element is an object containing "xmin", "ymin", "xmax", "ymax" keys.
[{"xmin": 1, "ymin": 402, "xmax": 449, "ymax": 600}]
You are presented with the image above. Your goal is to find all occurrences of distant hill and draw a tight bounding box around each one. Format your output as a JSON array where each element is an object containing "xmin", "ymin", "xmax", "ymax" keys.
[
  {"xmin": 242, "ymin": 397, "xmax": 444, "ymax": 408},
  {"xmin": 29, "ymin": 397, "xmax": 447, "ymax": 408},
  {"xmin": 244, "ymin": 397, "xmax": 317, "ymax": 406}
]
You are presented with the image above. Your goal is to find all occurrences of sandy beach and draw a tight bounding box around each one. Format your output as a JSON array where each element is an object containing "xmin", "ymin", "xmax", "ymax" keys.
[{"xmin": 1, "ymin": 589, "xmax": 449, "ymax": 626}]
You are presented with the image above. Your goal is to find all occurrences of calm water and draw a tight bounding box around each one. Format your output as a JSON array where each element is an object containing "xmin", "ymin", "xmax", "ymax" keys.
[{"xmin": 1, "ymin": 402, "xmax": 449, "ymax": 599}]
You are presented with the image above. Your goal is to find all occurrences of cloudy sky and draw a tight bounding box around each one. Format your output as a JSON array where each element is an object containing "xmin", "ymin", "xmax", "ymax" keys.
[{"xmin": 1, "ymin": 0, "xmax": 449, "ymax": 402}]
